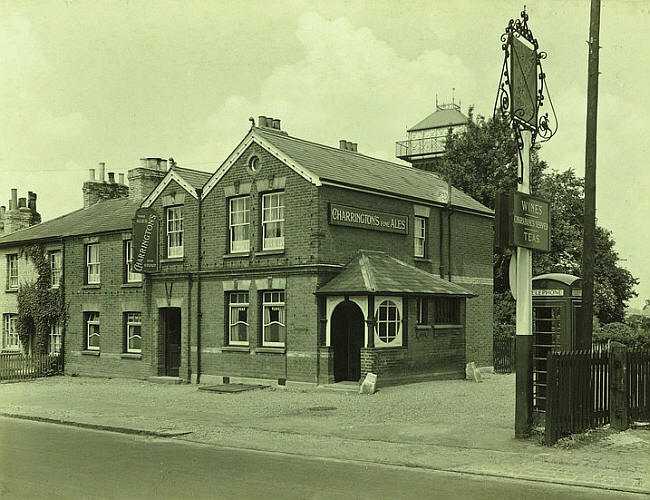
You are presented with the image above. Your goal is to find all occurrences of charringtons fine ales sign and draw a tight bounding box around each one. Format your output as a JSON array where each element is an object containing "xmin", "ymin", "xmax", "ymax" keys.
[
  {"xmin": 329, "ymin": 203, "xmax": 409, "ymax": 234},
  {"xmin": 132, "ymin": 207, "xmax": 159, "ymax": 272},
  {"xmin": 511, "ymin": 192, "xmax": 551, "ymax": 252}
]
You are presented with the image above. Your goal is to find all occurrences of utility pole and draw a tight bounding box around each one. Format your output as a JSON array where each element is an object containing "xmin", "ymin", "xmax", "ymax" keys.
[{"xmin": 581, "ymin": 0, "xmax": 601, "ymax": 349}]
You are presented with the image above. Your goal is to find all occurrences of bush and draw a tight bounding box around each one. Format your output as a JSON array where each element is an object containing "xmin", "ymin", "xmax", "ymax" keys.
[
  {"xmin": 593, "ymin": 321, "xmax": 650, "ymax": 349},
  {"xmin": 494, "ymin": 323, "xmax": 515, "ymax": 339}
]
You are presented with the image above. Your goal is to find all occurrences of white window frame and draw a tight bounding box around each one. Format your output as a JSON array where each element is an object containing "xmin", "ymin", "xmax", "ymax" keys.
[
  {"xmin": 416, "ymin": 296, "xmax": 428, "ymax": 325},
  {"xmin": 374, "ymin": 297, "xmax": 403, "ymax": 346},
  {"xmin": 229, "ymin": 197, "xmax": 250, "ymax": 253},
  {"xmin": 49, "ymin": 323, "xmax": 62, "ymax": 355},
  {"xmin": 86, "ymin": 312, "xmax": 100, "ymax": 351},
  {"xmin": 125, "ymin": 240, "xmax": 142, "ymax": 283},
  {"xmin": 228, "ymin": 292, "xmax": 249, "ymax": 346},
  {"xmin": 261, "ymin": 192, "xmax": 285, "ymax": 251},
  {"xmin": 86, "ymin": 244, "xmax": 100, "ymax": 284},
  {"xmin": 262, "ymin": 291, "xmax": 285, "ymax": 347},
  {"xmin": 414, "ymin": 216, "xmax": 426, "ymax": 258},
  {"xmin": 166, "ymin": 206, "xmax": 184, "ymax": 258},
  {"xmin": 2, "ymin": 313, "xmax": 19, "ymax": 351},
  {"xmin": 50, "ymin": 251, "xmax": 62, "ymax": 288},
  {"xmin": 125, "ymin": 312, "xmax": 142, "ymax": 353},
  {"xmin": 7, "ymin": 254, "xmax": 18, "ymax": 289}
]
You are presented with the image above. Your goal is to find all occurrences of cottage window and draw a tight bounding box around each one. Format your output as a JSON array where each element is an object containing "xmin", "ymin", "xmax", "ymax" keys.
[
  {"xmin": 85, "ymin": 312, "xmax": 100, "ymax": 351},
  {"xmin": 375, "ymin": 300, "xmax": 401, "ymax": 344},
  {"xmin": 414, "ymin": 216, "xmax": 426, "ymax": 258},
  {"xmin": 262, "ymin": 291, "xmax": 285, "ymax": 347},
  {"xmin": 229, "ymin": 197, "xmax": 250, "ymax": 253},
  {"xmin": 125, "ymin": 240, "xmax": 142, "ymax": 283},
  {"xmin": 261, "ymin": 192, "xmax": 284, "ymax": 251},
  {"xmin": 49, "ymin": 251, "xmax": 62, "ymax": 287},
  {"xmin": 125, "ymin": 312, "xmax": 142, "ymax": 353},
  {"xmin": 166, "ymin": 206, "xmax": 184, "ymax": 258},
  {"xmin": 2, "ymin": 313, "xmax": 19, "ymax": 351},
  {"xmin": 49, "ymin": 323, "xmax": 62, "ymax": 355},
  {"xmin": 416, "ymin": 296, "xmax": 428, "ymax": 325},
  {"xmin": 7, "ymin": 254, "xmax": 18, "ymax": 289},
  {"xmin": 435, "ymin": 298, "xmax": 460, "ymax": 325},
  {"xmin": 228, "ymin": 292, "xmax": 249, "ymax": 345},
  {"xmin": 86, "ymin": 244, "xmax": 100, "ymax": 284}
]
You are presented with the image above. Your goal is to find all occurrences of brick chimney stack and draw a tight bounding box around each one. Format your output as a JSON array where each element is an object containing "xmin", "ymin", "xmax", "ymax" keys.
[
  {"xmin": 0, "ymin": 189, "xmax": 41, "ymax": 236},
  {"xmin": 82, "ymin": 162, "xmax": 129, "ymax": 208},
  {"xmin": 127, "ymin": 157, "xmax": 168, "ymax": 202}
]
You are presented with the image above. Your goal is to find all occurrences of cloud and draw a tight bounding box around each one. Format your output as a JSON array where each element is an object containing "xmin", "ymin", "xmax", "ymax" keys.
[{"xmin": 187, "ymin": 12, "xmax": 476, "ymax": 165}]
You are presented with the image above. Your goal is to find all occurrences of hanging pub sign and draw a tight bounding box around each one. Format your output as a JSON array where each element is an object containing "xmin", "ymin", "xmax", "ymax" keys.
[
  {"xmin": 510, "ymin": 36, "xmax": 538, "ymax": 128},
  {"xmin": 132, "ymin": 207, "xmax": 159, "ymax": 273},
  {"xmin": 510, "ymin": 192, "xmax": 551, "ymax": 252},
  {"xmin": 329, "ymin": 203, "xmax": 409, "ymax": 235}
]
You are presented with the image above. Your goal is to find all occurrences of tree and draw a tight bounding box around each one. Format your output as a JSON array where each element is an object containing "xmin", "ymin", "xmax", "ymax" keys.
[{"xmin": 440, "ymin": 111, "xmax": 638, "ymax": 326}]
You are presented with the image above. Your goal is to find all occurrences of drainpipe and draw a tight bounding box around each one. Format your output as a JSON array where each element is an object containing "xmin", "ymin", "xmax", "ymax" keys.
[
  {"xmin": 196, "ymin": 188, "xmax": 202, "ymax": 384},
  {"xmin": 447, "ymin": 180, "xmax": 453, "ymax": 282},
  {"xmin": 439, "ymin": 209, "xmax": 444, "ymax": 278},
  {"xmin": 187, "ymin": 274, "xmax": 192, "ymax": 383},
  {"xmin": 60, "ymin": 236, "xmax": 66, "ymax": 370}
]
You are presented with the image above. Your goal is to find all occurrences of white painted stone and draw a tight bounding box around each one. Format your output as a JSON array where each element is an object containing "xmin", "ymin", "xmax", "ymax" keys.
[{"xmin": 359, "ymin": 372, "xmax": 377, "ymax": 394}]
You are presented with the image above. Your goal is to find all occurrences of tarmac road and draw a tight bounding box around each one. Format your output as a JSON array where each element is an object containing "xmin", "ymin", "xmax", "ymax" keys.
[{"xmin": 0, "ymin": 417, "xmax": 646, "ymax": 500}]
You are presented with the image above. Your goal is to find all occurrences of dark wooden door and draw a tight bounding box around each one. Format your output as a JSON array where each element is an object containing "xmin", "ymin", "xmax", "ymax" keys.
[
  {"xmin": 331, "ymin": 301, "xmax": 364, "ymax": 382},
  {"xmin": 165, "ymin": 308, "xmax": 181, "ymax": 377}
]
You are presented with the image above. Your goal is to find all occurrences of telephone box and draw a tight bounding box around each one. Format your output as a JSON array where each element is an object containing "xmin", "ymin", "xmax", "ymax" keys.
[{"xmin": 532, "ymin": 273, "xmax": 583, "ymax": 411}]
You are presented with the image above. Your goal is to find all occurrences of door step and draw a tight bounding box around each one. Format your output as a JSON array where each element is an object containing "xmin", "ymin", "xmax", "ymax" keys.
[
  {"xmin": 149, "ymin": 376, "xmax": 183, "ymax": 385},
  {"xmin": 317, "ymin": 381, "xmax": 360, "ymax": 393}
]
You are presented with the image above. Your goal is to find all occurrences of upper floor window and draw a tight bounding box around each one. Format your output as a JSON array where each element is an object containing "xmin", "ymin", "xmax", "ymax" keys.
[
  {"xmin": 166, "ymin": 206, "xmax": 184, "ymax": 258},
  {"xmin": 229, "ymin": 197, "xmax": 250, "ymax": 253},
  {"xmin": 49, "ymin": 323, "xmax": 62, "ymax": 355},
  {"xmin": 49, "ymin": 251, "xmax": 62, "ymax": 288},
  {"xmin": 262, "ymin": 291, "xmax": 285, "ymax": 347},
  {"xmin": 414, "ymin": 216, "xmax": 426, "ymax": 258},
  {"xmin": 86, "ymin": 244, "xmax": 100, "ymax": 284},
  {"xmin": 261, "ymin": 192, "xmax": 284, "ymax": 251},
  {"xmin": 228, "ymin": 292, "xmax": 249, "ymax": 346},
  {"xmin": 85, "ymin": 312, "xmax": 100, "ymax": 350},
  {"xmin": 416, "ymin": 296, "xmax": 428, "ymax": 325},
  {"xmin": 435, "ymin": 297, "xmax": 460, "ymax": 325},
  {"xmin": 125, "ymin": 312, "xmax": 142, "ymax": 353},
  {"xmin": 2, "ymin": 313, "xmax": 19, "ymax": 351},
  {"xmin": 124, "ymin": 240, "xmax": 142, "ymax": 283},
  {"xmin": 7, "ymin": 254, "xmax": 18, "ymax": 289}
]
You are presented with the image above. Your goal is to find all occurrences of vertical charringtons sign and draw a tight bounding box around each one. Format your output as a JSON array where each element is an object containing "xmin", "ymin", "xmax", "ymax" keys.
[{"xmin": 132, "ymin": 207, "xmax": 159, "ymax": 272}]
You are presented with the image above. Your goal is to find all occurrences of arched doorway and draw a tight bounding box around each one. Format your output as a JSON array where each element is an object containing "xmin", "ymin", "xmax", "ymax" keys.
[{"xmin": 331, "ymin": 301, "xmax": 365, "ymax": 382}]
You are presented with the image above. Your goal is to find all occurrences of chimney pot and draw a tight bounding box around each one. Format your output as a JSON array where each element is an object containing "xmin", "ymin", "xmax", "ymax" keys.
[
  {"xmin": 89, "ymin": 169, "xmax": 96, "ymax": 181},
  {"xmin": 273, "ymin": 119, "xmax": 280, "ymax": 130},
  {"xmin": 118, "ymin": 173, "xmax": 125, "ymax": 185},
  {"xmin": 28, "ymin": 192, "xmax": 37, "ymax": 211},
  {"xmin": 0, "ymin": 206, "xmax": 5, "ymax": 218},
  {"xmin": 18, "ymin": 197, "xmax": 26, "ymax": 209},
  {"xmin": 10, "ymin": 189, "xmax": 17, "ymax": 210},
  {"xmin": 108, "ymin": 172, "xmax": 115, "ymax": 183},
  {"xmin": 350, "ymin": 142, "xmax": 357, "ymax": 152},
  {"xmin": 258, "ymin": 115, "xmax": 268, "ymax": 128},
  {"xmin": 339, "ymin": 140, "xmax": 347, "ymax": 150},
  {"xmin": 98, "ymin": 162, "xmax": 105, "ymax": 181}
]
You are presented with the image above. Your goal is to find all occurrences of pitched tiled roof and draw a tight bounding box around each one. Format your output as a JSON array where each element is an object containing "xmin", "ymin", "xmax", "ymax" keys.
[
  {"xmin": 0, "ymin": 198, "xmax": 140, "ymax": 246},
  {"xmin": 255, "ymin": 128, "xmax": 491, "ymax": 215},
  {"xmin": 172, "ymin": 166, "xmax": 212, "ymax": 190},
  {"xmin": 316, "ymin": 250, "xmax": 475, "ymax": 296},
  {"xmin": 407, "ymin": 107, "xmax": 469, "ymax": 132}
]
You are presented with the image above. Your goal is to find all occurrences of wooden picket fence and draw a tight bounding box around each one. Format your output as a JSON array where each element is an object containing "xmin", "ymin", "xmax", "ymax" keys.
[
  {"xmin": 545, "ymin": 347, "xmax": 650, "ymax": 445},
  {"xmin": 0, "ymin": 352, "xmax": 63, "ymax": 381}
]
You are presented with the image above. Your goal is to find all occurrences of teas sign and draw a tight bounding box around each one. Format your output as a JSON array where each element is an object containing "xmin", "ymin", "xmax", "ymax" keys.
[
  {"xmin": 511, "ymin": 192, "xmax": 551, "ymax": 252},
  {"xmin": 329, "ymin": 203, "xmax": 408, "ymax": 234},
  {"xmin": 132, "ymin": 207, "xmax": 159, "ymax": 273}
]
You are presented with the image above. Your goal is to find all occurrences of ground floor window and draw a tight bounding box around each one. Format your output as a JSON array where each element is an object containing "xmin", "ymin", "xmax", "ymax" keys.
[
  {"xmin": 125, "ymin": 312, "xmax": 142, "ymax": 353},
  {"xmin": 49, "ymin": 323, "xmax": 62, "ymax": 354},
  {"xmin": 262, "ymin": 291, "xmax": 285, "ymax": 347},
  {"xmin": 434, "ymin": 298, "xmax": 460, "ymax": 325},
  {"xmin": 2, "ymin": 313, "xmax": 19, "ymax": 351},
  {"xmin": 85, "ymin": 312, "xmax": 100, "ymax": 350},
  {"xmin": 228, "ymin": 292, "xmax": 249, "ymax": 345},
  {"xmin": 375, "ymin": 299, "xmax": 401, "ymax": 344},
  {"xmin": 416, "ymin": 296, "xmax": 428, "ymax": 325}
]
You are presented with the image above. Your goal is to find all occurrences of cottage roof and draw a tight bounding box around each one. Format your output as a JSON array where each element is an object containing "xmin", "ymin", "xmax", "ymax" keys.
[
  {"xmin": 315, "ymin": 250, "xmax": 475, "ymax": 296},
  {"xmin": 202, "ymin": 127, "xmax": 492, "ymax": 216},
  {"xmin": 407, "ymin": 107, "xmax": 469, "ymax": 132}
]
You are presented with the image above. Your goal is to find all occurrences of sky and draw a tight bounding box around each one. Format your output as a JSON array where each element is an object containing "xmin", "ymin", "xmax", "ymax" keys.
[{"xmin": 1, "ymin": 0, "xmax": 648, "ymax": 309}]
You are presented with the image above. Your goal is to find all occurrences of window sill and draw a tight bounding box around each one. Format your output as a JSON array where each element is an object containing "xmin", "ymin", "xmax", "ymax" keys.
[
  {"xmin": 414, "ymin": 257, "xmax": 432, "ymax": 263},
  {"xmin": 433, "ymin": 324, "xmax": 463, "ymax": 330},
  {"xmin": 82, "ymin": 350, "xmax": 100, "ymax": 356},
  {"xmin": 4, "ymin": 288, "xmax": 18, "ymax": 294},
  {"xmin": 161, "ymin": 257, "xmax": 184, "ymax": 263},
  {"xmin": 82, "ymin": 284, "xmax": 101, "ymax": 290},
  {"xmin": 255, "ymin": 249, "xmax": 285, "ymax": 257},
  {"xmin": 121, "ymin": 353, "xmax": 142, "ymax": 359},
  {"xmin": 255, "ymin": 346, "xmax": 286, "ymax": 354},
  {"xmin": 1, "ymin": 349, "xmax": 21, "ymax": 354},
  {"xmin": 121, "ymin": 282, "xmax": 143, "ymax": 288},
  {"xmin": 221, "ymin": 345, "xmax": 250, "ymax": 352},
  {"xmin": 415, "ymin": 325, "xmax": 432, "ymax": 331},
  {"xmin": 223, "ymin": 253, "xmax": 250, "ymax": 259}
]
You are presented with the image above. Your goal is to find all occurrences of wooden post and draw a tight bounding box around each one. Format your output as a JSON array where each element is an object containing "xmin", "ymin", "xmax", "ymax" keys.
[
  {"xmin": 580, "ymin": 0, "xmax": 601, "ymax": 349},
  {"xmin": 609, "ymin": 341, "xmax": 629, "ymax": 430}
]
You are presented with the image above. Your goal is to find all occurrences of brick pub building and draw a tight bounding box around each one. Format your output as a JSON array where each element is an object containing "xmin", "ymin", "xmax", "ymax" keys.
[{"xmin": 1, "ymin": 115, "xmax": 493, "ymax": 387}]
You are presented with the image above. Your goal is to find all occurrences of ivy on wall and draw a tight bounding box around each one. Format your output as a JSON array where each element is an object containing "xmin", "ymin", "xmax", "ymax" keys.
[{"xmin": 16, "ymin": 244, "xmax": 68, "ymax": 355}]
